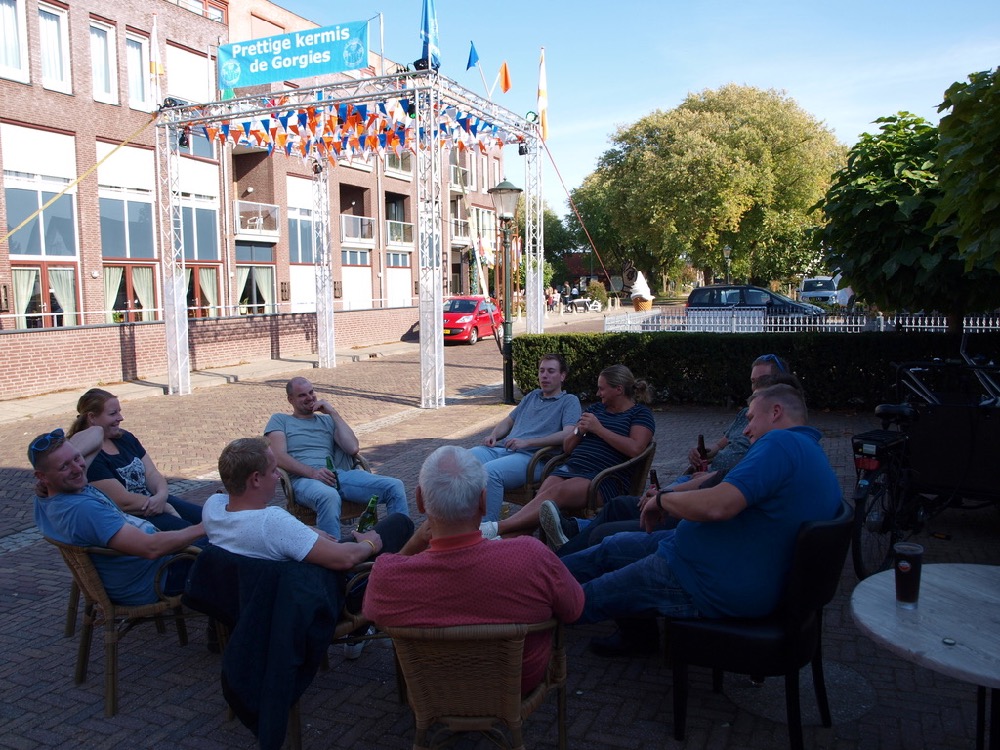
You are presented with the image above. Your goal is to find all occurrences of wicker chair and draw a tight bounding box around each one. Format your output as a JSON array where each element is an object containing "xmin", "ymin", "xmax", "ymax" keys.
[
  {"xmin": 386, "ymin": 619, "xmax": 567, "ymax": 750},
  {"xmin": 536, "ymin": 441, "xmax": 657, "ymax": 518},
  {"xmin": 278, "ymin": 452, "xmax": 372, "ymax": 526},
  {"xmin": 44, "ymin": 537, "xmax": 198, "ymax": 716},
  {"xmin": 500, "ymin": 445, "xmax": 560, "ymax": 513}
]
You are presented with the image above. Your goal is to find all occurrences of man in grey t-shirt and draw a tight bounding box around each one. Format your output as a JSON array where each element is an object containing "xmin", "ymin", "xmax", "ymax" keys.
[{"xmin": 469, "ymin": 354, "xmax": 582, "ymax": 521}]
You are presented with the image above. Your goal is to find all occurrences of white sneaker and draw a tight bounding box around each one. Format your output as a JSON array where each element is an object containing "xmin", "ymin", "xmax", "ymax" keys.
[
  {"xmin": 479, "ymin": 521, "xmax": 499, "ymax": 540},
  {"xmin": 343, "ymin": 626, "xmax": 374, "ymax": 660}
]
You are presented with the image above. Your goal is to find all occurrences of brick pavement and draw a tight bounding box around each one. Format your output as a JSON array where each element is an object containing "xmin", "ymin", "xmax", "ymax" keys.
[{"xmin": 1, "ymin": 318, "xmax": 998, "ymax": 749}]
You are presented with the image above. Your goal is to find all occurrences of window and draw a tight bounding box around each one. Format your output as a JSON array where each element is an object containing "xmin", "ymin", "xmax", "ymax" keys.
[
  {"xmin": 288, "ymin": 207, "xmax": 314, "ymax": 264},
  {"xmin": 185, "ymin": 265, "xmax": 219, "ymax": 317},
  {"xmin": 175, "ymin": 128, "xmax": 215, "ymax": 159},
  {"xmin": 99, "ymin": 191, "xmax": 154, "ymax": 258},
  {"xmin": 104, "ymin": 265, "xmax": 156, "ymax": 322},
  {"xmin": 12, "ymin": 265, "xmax": 78, "ymax": 328},
  {"xmin": 0, "ymin": 0, "xmax": 29, "ymax": 82},
  {"xmin": 342, "ymin": 249, "xmax": 370, "ymax": 266},
  {"xmin": 235, "ymin": 242, "xmax": 274, "ymax": 314},
  {"xmin": 180, "ymin": 199, "xmax": 219, "ymax": 260},
  {"xmin": 90, "ymin": 21, "xmax": 117, "ymax": 103},
  {"xmin": 38, "ymin": 3, "xmax": 71, "ymax": 93},
  {"xmin": 5, "ymin": 178, "xmax": 77, "ymax": 257},
  {"xmin": 126, "ymin": 33, "xmax": 151, "ymax": 110},
  {"xmin": 385, "ymin": 151, "xmax": 412, "ymax": 174},
  {"xmin": 387, "ymin": 252, "xmax": 410, "ymax": 268}
]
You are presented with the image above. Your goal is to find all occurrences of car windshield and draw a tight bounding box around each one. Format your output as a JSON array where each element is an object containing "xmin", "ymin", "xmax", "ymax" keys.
[
  {"xmin": 803, "ymin": 279, "xmax": 836, "ymax": 292},
  {"xmin": 444, "ymin": 299, "xmax": 478, "ymax": 314}
]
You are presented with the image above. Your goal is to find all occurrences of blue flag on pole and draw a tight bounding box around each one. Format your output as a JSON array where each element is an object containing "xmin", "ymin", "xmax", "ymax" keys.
[
  {"xmin": 466, "ymin": 42, "xmax": 479, "ymax": 70},
  {"xmin": 420, "ymin": 0, "xmax": 440, "ymax": 70}
]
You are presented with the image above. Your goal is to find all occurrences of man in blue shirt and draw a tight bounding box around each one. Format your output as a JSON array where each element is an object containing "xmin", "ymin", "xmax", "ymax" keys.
[
  {"xmin": 31, "ymin": 426, "xmax": 205, "ymax": 606},
  {"xmin": 562, "ymin": 384, "xmax": 841, "ymax": 656},
  {"xmin": 469, "ymin": 353, "xmax": 582, "ymax": 521}
]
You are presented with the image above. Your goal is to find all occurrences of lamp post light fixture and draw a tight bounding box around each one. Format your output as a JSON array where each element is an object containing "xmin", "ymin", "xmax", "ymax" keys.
[
  {"xmin": 488, "ymin": 179, "xmax": 523, "ymax": 405},
  {"xmin": 723, "ymin": 244, "xmax": 732, "ymax": 285}
]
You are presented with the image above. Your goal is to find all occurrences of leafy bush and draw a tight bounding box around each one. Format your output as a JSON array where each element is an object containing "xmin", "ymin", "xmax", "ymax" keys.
[
  {"xmin": 586, "ymin": 281, "xmax": 608, "ymax": 309},
  {"xmin": 512, "ymin": 332, "xmax": 1000, "ymax": 410}
]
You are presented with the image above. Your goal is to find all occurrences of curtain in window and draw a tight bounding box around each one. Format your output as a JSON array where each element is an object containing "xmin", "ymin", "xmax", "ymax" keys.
[
  {"xmin": 90, "ymin": 26, "xmax": 111, "ymax": 96},
  {"xmin": 48, "ymin": 267, "xmax": 77, "ymax": 326},
  {"xmin": 126, "ymin": 38, "xmax": 145, "ymax": 103},
  {"xmin": 12, "ymin": 267, "xmax": 38, "ymax": 329},
  {"xmin": 38, "ymin": 8, "xmax": 64, "ymax": 83},
  {"xmin": 0, "ymin": 0, "xmax": 21, "ymax": 70},
  {"xmin": 256, "ymin": 266, "xmax": 274, "ymax": 311},
  {"xmin": 236, "ymin": 265, "xmax": 251, "ymax": 313},
  {"xmin": 132, "ymin": 266, "xmax": 155, "ymax": 321},
  {"xmin": 199, "ymin": 266, "xmax": 218, "ymax": 316},
  {"xmin": 103, "ymin": 265, "xmax": 123, "ymax": 323}
]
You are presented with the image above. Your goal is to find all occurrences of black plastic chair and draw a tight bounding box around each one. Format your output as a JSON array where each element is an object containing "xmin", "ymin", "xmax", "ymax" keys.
[{"xmin": 667, "ymin": 500, "xmax": 852, "ymax": 750}]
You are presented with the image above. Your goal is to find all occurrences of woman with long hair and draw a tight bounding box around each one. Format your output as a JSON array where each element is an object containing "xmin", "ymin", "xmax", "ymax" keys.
[
  {"xmin": 68, "ymin": 389, "xmax": 202, "ymax": 531},
  {"xmin": 481, "ymin": 364, "xmax": 655, "ymax": 538}
]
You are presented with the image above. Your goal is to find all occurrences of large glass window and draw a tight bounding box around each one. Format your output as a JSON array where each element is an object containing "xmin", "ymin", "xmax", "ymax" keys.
[
  {"xmin": 288, "ymin": 207, "xmax": 314, "ymax": 264},
  {"xmin": 342, "ymin": 249, "xmax": 370, "ymax": 266},
  {"xmin": 185, "ymin": 265, "xmax": 219, "ymax": 317},
  {"xmin": 126, "ymin": 34, "xmax": 151, "ymax": 110},
  {"xmin": 5, "ymin": 181, "xmax": 77, "ymax": 257},
  {"xmin": 104, "ymin": 264, "xmax": 156, "ymax": 322},
  {"xmin": 99, "ymin": 192, "xmax": 154, "ymax": 258},
  {"xmin": 12, "ymin": 264, "xmax": 78, "ymax": 328},
  {"xmin": 0, "ymin": 0, "xmax": 29, "ymax": 82},
  {"xmin": 89, "ymin": 21, "xmax": 117, "ymax": 103},
  {"xmin": 38, "ymin": 3, "xmax": 71, "ymax": 93},
  {"xmin": 181, "ymin": 201, "xmax": 219, "ymax": 260}
]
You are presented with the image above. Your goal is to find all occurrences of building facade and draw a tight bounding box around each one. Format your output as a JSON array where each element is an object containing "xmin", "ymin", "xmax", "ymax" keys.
[{"xmin": 0, "ymin": 0, "xmax": 503, "ymax": 400}]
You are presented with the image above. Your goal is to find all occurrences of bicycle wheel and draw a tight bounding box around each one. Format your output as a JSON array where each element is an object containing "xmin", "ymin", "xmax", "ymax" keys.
[{"xmin": 852, "ymin": 467, "xmax": 900, "ymax": 579}]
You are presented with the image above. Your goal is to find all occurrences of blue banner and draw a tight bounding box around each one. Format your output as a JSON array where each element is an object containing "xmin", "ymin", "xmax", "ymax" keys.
[{"xmin": 217, "ymin": 21, "xmax": 368, "ymax": 90}]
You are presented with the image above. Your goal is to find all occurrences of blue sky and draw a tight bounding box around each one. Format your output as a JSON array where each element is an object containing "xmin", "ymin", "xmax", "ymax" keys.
[{"xmin": 277, "ymin": 0, "xmax": 1000, "ymax": 212}]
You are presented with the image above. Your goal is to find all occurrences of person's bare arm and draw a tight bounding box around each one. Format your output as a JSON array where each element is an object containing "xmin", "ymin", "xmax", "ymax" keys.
[
  {"xmin": 267, "ymin": 430, "xmax": 337, "ymax": 486},
  {"xmin": 107, "ymin": 521, "xmax": 205, "ymax": 558},
  {"xmin": 91, "ymin": 478, "xmax": 161, "ymax": 516},
  {"xmin": 577, "ymin": 415, "xmax": 652, "ymax": 459},
  {"xmin": 303, "ymin": 529, "xmax": 382, "ymax": 570},
  {"xmin": 505, "ymin": 424, "xmax": 575, "ymax": 452},
  {"xmin": 641, "ymin": 483, "xmax": 747, "ymax": 530},
  {"xmin": 68, "ymin": 426, "xmax": 104, "ymax": 469},
  {"xmin": 483, "ymin": 415, "xmax": 515, "ymax": 448},
  {"xmin": 314, "ymin": 400, "xmax": 360, "ymax": 456}
]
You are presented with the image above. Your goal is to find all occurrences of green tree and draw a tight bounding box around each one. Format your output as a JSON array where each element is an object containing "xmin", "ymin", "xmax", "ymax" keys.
[
  {"xmin": 819, "ymin": 113, "xmax": 1000, "ymax": 332},
  {"xmin": 584, "ymin": 85, "xmax": 843, "ymax": 284},
  {"xmin": 932, "ymin": 68, "xmax": 1000, "ymax": 271}
]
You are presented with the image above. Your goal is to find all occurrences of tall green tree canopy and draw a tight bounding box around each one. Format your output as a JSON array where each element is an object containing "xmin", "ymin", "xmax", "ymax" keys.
[
  {"xmin": 819, "ymin": 112, "xmax": 1000, "ymax": 327},
  {"xmin": 578, "ymin": 84, "xmax": 843, "ymax": 284},
  {"xmin": 932, "ymin": 68, "xmax": 1000, "ymax": 271}
]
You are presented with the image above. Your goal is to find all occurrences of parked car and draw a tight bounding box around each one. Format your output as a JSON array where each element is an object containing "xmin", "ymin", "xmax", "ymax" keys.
[
  {"xmin": 686, "ymin": 285, "xmax": 824, "ymax": 315},
  {"xmin": 800, "ymin": 276, "xmax": 839, "ymax": 305},
  {"xmin": 443, "ymin": 296, "xmax": 502, "ymax": 344}
]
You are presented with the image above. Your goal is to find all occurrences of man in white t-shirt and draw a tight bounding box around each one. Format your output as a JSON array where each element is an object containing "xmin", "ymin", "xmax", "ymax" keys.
[{"xmin": 202, "ymin": 437, "xmax": 413, "ymax": 570}]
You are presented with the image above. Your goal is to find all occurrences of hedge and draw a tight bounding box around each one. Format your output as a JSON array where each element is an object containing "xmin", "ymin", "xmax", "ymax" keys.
[{"xmin": 512, "ymin": 331, "xmax": 1000, "ymax": 410}]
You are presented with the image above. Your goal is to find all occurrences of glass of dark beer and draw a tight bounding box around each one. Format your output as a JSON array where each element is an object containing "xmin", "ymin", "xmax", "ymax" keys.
[{"xmin": 893, "ymin": 542, "xmax": 924, "ymax": 609}]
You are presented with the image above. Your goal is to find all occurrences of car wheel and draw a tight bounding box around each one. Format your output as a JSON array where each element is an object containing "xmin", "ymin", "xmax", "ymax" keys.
[{"xmin": 467, "ymin": 327, "xmax": 478, "ymax": 345}]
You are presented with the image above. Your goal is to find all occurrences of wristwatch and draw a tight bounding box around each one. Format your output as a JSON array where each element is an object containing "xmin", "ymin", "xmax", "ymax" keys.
[{"xmin": 657, "ymin": 489, "xmax": 673, "ymax": 510}]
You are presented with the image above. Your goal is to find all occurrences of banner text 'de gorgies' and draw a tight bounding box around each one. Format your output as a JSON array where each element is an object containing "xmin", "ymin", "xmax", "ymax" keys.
[{"xmin": 218, "ymin": 21, "xmax": 368, "ymax": 90}]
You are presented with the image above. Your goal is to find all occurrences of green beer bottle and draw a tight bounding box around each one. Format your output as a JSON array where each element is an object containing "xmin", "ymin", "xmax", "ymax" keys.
[
  {"xmin": 325, "ymin": 456, "xmax": 339, "ymax": 489},
  {"xmin": 356, "ymin": 494, "xmax": 379, "ymax": 533}
]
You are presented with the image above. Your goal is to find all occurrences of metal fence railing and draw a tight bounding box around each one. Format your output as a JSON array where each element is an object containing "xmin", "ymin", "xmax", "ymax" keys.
[{"xmin": 604, "ymin": 309, "xmax": 1000, "ymax": 334}]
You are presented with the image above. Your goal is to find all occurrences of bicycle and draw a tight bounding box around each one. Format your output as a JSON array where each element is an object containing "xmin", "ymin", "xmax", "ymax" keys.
[{"xmin": 850, "ymin": 343, "xmax": 1000, "ymax": 579}]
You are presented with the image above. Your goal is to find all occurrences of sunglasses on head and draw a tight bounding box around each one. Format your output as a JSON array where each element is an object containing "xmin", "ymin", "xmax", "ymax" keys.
[
  {"xmin": 29, "ymin": 428, "xmax": 65, "ymax": 465},
  {"xmin": 758, "ymin": 354, "xmax": 786, "ymax": 373}
]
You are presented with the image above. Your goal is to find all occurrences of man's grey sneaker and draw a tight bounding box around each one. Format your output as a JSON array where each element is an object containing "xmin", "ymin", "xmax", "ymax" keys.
[
  {"xmin": 343, "ymin": 625, "xmax": 375, "ymax": 660},
  {"xmin": 539, "ymin": 500, "xmax": 573, "ymax": 550}
]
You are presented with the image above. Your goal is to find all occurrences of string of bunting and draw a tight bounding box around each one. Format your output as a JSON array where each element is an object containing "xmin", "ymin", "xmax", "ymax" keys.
[{"xmin": 192, "ymin": 94, "xmax": 527, "ymax": 167}]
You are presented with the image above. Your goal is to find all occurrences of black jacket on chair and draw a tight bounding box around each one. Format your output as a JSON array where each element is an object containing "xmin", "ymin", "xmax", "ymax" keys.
[{"xmin": 184, "ymin": 544, "xmax": 344, "ymax": 750}]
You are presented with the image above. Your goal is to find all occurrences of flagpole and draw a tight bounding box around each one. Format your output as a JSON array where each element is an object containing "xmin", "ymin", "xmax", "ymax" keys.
[{"xmin": 477, "ymin": 63, "xmax": 491, "ymax": 100}]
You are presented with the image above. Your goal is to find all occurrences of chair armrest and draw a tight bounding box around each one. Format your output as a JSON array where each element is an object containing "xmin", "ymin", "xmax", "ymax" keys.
[
  {"xmin": 585, "ymin": 442, "xmax": 656, "ymax": 514},
  {"xmin": 524, "ymin": 445, "xmax": 558, "ymax": 485},
  {"xmin": 538, "ymin": 452, "xmax": 570, "ymax": 482},
  {"xmin": 352, "ymin": 453, "xmax": 372, "ymax": 473},
  {"xmin": 153, "ymin": 546, "xmax": 201, "ymax": 601}
]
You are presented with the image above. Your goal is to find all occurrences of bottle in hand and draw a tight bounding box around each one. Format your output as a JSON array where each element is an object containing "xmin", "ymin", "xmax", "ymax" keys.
[
  {"xmin": 325, "ymin": 456, "xmax": 340, "ymax": 489},
  {"xmin": 356, "ymin": 494, "xmax": 379, "ymax": 533},
  {"xmin": 649, "ymin": 469, "xmax": 660, "ymax": 491},
  {"xmin": 696, "ymin": 434, "xmax": 709, "ymax": 471}
]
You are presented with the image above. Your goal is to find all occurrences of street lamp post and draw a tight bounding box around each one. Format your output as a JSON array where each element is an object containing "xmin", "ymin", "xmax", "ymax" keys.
[
  {"xmin": 723, "ymin": 245, "xmax": 732, "ymax": 285},
  {"xmin": 488, "ymin": 179, "xmax": 523, "ymax": 405}
]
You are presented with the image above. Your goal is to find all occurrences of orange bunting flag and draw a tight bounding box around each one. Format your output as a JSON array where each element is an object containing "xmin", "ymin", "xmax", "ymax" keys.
[{"xmin": 499, "ymin": 62, "xmax": 512, "ymax": 94}]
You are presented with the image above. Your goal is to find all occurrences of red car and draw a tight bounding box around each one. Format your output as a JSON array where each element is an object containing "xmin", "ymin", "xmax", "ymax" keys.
[{"xmin": 443, "ymin": 296, "xmax": 502, "ymax": 345}]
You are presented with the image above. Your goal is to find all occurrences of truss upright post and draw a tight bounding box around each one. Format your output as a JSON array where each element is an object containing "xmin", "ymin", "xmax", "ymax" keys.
[
  {"xmin": 523, "ymin": 142, "xmax": 544, "ymax": 333},
  {"xmin": 157, "ymin": 124, "xmax": 190, "ymax": 395},
  {"xmin": 313, "ymin": 163, "xmax": 336, "ymax": 368},
  {"xmin": 415, "ymin": 84, "xmax": 445, "ymax": 408}
]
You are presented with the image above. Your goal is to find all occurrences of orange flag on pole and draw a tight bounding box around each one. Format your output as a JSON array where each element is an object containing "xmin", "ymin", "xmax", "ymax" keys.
[
  {"xmin": 498, "ymin": 61, "xmax": 512, "ymax": 94},
  {"xmin": 537, "ymin": 48, "xmax": 548, "ymax": 141}
]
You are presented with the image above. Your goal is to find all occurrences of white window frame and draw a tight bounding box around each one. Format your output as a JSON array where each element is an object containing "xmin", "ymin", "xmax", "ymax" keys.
[
  {"xmin": 98, "ymin": 186, "xmax": 156, "ymax": 259},
  {"xmin": 125, "ymin": 32, "xmax": 153, "ymax": 111},
  {"xmin": 38, "ymin": 3, "xmax": 71, "ymax": 93},
  {"xmin": 0, "ymin": 0, "xmax": 30, "ymax": 83},
  {"xmin": 89, "ymin": 20, "xmax": 118, "ymax": 104}
]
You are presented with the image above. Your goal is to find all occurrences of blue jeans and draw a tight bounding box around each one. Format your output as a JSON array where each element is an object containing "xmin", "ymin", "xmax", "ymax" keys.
[
  {"xmin": 557, "ymin": 494, "xmax": 680, "ymax": 558},
  {"xmin": 148, "ymin": 495, "xmax": 204, "ymax": 532},
  {"xmin": 563, "ymin": 530, "xmax": 701, "ymax": 623},
  {"xmin": 468, "ymin": 446, "xmax": 541, "ymax": 521},
  {"xmin": 292, "ymin": 469, "xmax": 409, "ymax": 540}
]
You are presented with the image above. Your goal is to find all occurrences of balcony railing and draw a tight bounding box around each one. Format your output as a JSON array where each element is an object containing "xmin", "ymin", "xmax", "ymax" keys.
[
  {"xmin": 386, "ymin": 219, "xmax": 414, "ymax": 244},
  {"xmin": 234, "ymin": 200, "xmax": 280, "ymax": 240},
  {"xmin": 341, "ymin": 214, "xmax": 376, "ymax": 244}
]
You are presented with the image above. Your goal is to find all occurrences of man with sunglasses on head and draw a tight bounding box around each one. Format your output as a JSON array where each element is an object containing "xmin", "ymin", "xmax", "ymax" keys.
[{"xmin": 30, "ymin": 426, "xmax": 206, "ymax": 606}]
